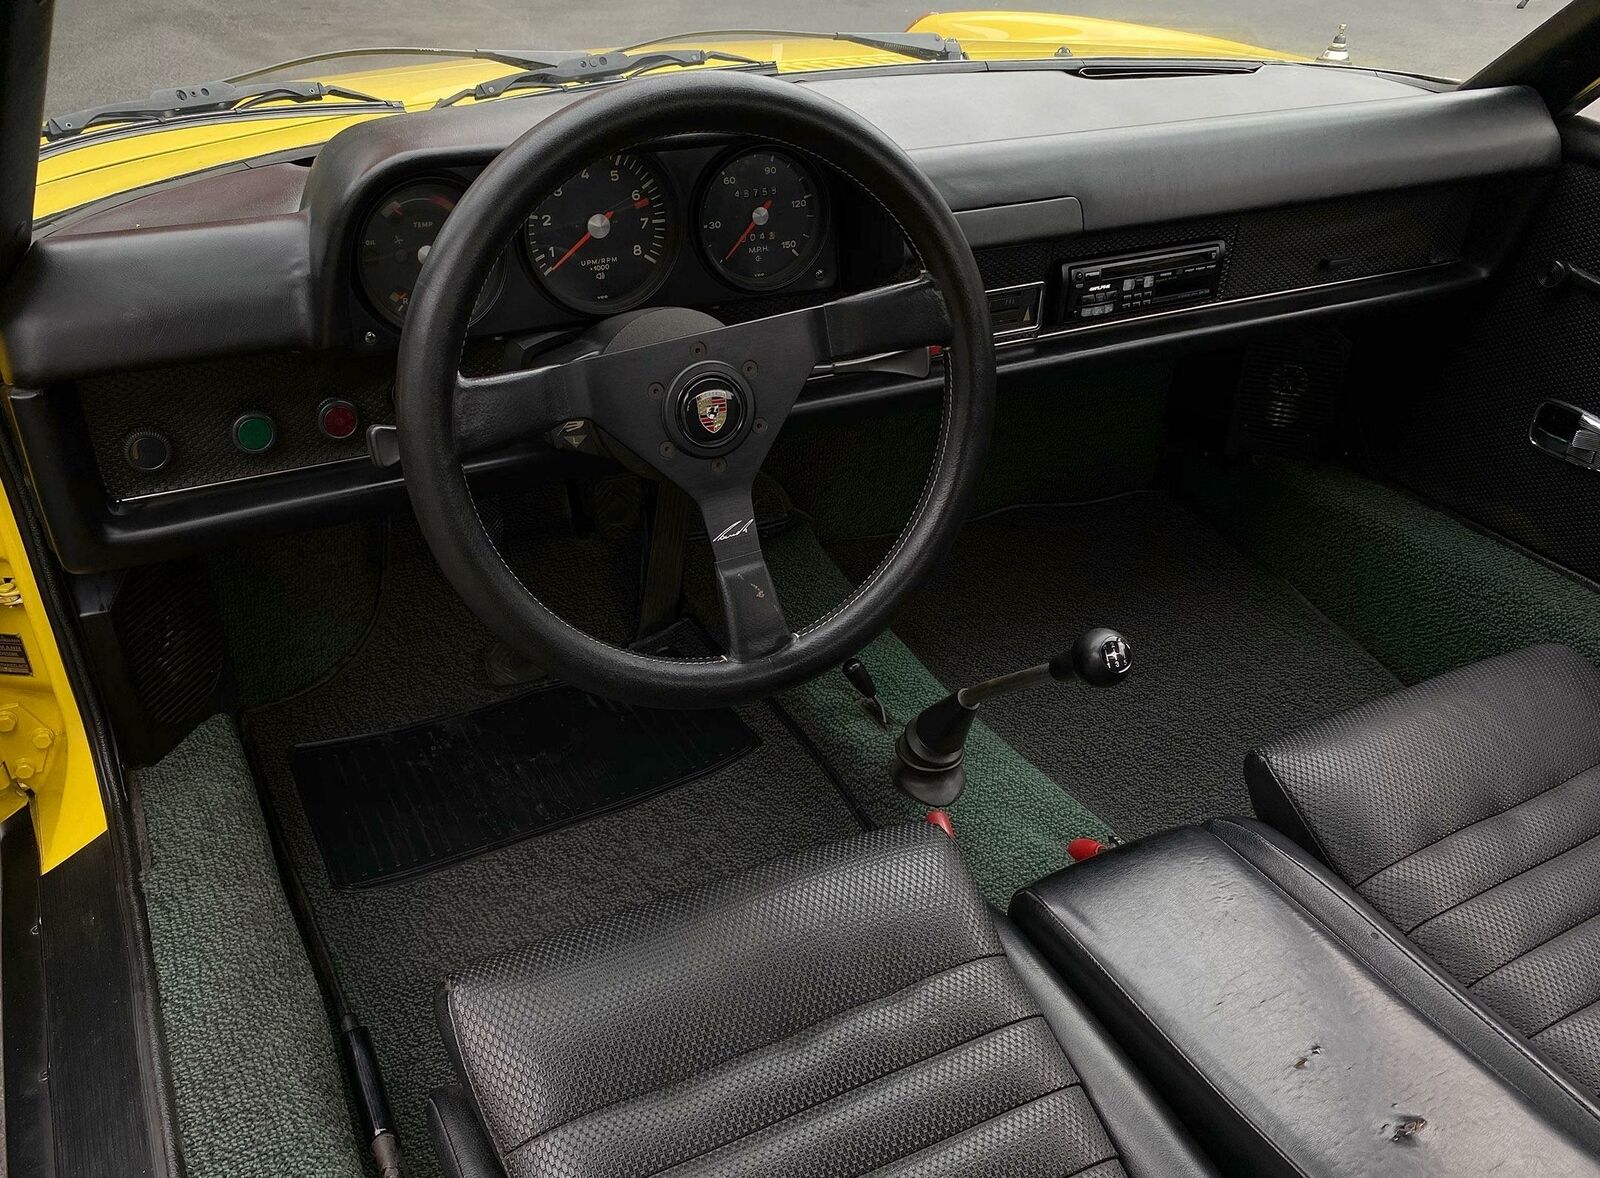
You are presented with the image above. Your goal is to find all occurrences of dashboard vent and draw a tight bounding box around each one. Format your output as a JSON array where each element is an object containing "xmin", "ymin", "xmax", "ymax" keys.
[{"xmin": 1075, "ymin": 61, "xmax": 1261, "ymax": 80}]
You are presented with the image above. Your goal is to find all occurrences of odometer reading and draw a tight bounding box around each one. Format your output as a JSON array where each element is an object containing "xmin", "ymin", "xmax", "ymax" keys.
[
  {"xmin": 524, "ymin": 153, "xmax": 675, "ymax": 314},
  {"xmin": 699, "ymin": 149, "xmax": 823, "ymax": 291}
]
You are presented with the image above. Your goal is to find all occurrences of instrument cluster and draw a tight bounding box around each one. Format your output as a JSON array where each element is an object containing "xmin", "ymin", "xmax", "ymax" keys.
[{"xmin": 353, "ymin": 144, "xmax": 833, "ymax": 331}]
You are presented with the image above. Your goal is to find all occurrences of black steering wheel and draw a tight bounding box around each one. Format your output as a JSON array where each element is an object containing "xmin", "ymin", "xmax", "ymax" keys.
[{"xmin": 395, "ymin": 71, "xmax": 995, "ymax": 709}]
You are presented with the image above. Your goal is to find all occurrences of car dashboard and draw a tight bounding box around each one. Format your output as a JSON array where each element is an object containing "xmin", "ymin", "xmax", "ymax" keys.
[{"xmin": 0, "ymin": 62, "xmax": 1561, "ymax": 573}]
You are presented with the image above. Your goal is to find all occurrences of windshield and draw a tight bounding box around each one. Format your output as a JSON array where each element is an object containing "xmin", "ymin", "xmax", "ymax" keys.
[{"xmin": 44, "ymin": 2, "xmax": 1578, "ymax": 118}]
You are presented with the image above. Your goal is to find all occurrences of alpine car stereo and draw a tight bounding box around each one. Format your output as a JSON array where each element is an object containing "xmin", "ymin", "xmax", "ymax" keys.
[{"xmin": 1061, "ymin": 242, "xmax": 1227, "ymax": 324}]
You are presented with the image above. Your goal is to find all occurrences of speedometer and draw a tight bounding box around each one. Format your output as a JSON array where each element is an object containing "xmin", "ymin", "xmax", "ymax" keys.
[
  {"xmin": 698, "ymin": 148, "xmax": 824, "ymax": 291},
  {"xmin": 524, "ymin": 153, "xmax": 676, "ymax": 314}
]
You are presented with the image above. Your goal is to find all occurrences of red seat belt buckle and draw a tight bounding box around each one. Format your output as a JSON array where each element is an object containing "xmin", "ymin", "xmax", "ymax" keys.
[{"xmin": 1067, "ymin": 837, "xmax": 1104, "ymax": 862}]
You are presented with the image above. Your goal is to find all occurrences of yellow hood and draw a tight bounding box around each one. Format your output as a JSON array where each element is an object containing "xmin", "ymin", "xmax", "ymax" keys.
[
  {"xmin": 35, "ymin": 13, "xmax": 1295, "ymax": 222},
  {"xmin": 907, "ymin": 11, "xmax": 1298, "ymax": 61}
]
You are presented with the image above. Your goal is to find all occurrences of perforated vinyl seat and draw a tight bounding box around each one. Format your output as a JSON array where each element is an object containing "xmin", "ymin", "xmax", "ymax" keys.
[
  {"xmin": 1247, "ymin": 643, "xmax": 1600, "ymax": 1098},
  {"xmin": 426, "ymin": 822, "xmax": 1212, "ymax": 1178}
]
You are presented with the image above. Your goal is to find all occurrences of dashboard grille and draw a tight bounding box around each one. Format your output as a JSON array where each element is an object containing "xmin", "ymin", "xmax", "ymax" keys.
[{"xmin": 1223, "ymin": 184, "xmax": 1476, "ymax": 299}]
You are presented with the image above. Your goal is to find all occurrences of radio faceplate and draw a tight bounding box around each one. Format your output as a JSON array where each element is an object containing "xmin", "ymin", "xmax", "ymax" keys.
[{"xmin": 1062, "ymin": 242, "xmax": 1227, "ymax": 325}]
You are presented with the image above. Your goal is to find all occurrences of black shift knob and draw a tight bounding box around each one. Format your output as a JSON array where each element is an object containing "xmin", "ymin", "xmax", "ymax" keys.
[{"xmin": 1054, "ymin": 627, "xmax": 1132, "ymax": 686}]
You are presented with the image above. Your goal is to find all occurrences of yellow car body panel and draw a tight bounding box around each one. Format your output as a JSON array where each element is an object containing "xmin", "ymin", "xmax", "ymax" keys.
[
  {"xmin": 34, "ymin": 13, "xmax": 1294, "ymax": 222},
  {"xmin": 0, "ymin": 481, "xmax": 106, "ymax": 873},
  {"xmin": 906, "ymin": 10, "xmax": 1299, "ymax": 62}
]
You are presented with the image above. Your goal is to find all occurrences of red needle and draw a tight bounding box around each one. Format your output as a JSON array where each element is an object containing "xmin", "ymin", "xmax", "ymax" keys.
[
  {"xmin": 548, "ymin": 210, "xmax": 615, "ymax": 273},
  {"xmin": 724, "ymin": 200, "xmax": 773, "ymax": 263}
]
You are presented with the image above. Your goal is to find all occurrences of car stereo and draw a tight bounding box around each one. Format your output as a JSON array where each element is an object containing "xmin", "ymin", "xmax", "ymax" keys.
[{"xmin": 1061, "ymin": 242, "xmax": 1227, "ymax": 324}]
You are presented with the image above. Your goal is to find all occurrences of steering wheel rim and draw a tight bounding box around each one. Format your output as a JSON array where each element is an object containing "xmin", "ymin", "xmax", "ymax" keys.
[{"xmin": 395, "ymin": 70, "xmax": 995, "ymax": 709}]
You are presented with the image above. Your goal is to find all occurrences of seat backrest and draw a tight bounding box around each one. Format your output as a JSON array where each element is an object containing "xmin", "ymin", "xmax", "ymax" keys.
[
  {"xmin": 435, "ymin": 822, "xmax": 1148, "ymax": 1177},
  {"xmin": 1246, "ymin": 643, "xmax": 1600, "ymax": 1095}
]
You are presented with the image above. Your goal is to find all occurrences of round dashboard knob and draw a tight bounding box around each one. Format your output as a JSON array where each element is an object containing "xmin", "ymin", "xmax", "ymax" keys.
[{"xmin": 123, "ymin": 429, "xmax": 171, "ymax": 473}]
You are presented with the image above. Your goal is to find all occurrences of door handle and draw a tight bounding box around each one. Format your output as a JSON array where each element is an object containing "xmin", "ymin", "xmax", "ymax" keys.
[{"xmin": 1530, "ymin": 399, "xmax": 1600, "ymax": 470}]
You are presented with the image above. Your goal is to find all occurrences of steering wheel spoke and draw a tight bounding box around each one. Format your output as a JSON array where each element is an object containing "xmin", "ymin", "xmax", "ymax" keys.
[
  {"xmin": 695, "ymin": 482, "xmax": 791, "ymax": 662},
  {"xmin": 818, "ymin": 275, "xmax": 952, "ymax": 362},
  {"xmin": 454, "ymin": 365, "xmax": 594, "ymax": 458}
]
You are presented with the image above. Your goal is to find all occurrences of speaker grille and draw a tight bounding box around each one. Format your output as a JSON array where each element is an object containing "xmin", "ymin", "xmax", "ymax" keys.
[
  {"xmin": 1229, "ymin": 330, "xmax": 1352, "ymax": 458},
  {"xmin": 110, "ymin": 562, "xmax": 225, "ymax": 727}
]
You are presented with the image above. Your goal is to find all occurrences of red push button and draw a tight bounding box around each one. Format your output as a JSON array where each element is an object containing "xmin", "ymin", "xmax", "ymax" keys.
[{"xmin": 318, "ymin": 398, "xmax": 359, "ymax": 440}]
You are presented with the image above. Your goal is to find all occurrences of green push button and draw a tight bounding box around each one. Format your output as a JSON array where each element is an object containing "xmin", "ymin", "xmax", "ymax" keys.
[{"xmin": 233, "ymin": 412, "xmax": 276, "ymax": 454}]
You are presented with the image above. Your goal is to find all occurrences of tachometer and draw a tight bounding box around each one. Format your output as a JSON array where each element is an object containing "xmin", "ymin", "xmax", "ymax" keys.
[
  {"xmin": 356, "ymin": 180, "xmax": 503, "ymax": 327},
  {"xmin": 524, "ymin": 153, "xmax": 676, "ymax": 314},
  {"xmin": 698, "ymin": 148, "xmax": 824, "ymax": 291}
]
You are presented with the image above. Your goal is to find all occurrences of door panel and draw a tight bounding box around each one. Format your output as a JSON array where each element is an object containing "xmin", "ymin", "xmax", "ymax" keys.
[{"xmin": 1366, "ymin": 122, "xmax": 1600, "ymax": 582}]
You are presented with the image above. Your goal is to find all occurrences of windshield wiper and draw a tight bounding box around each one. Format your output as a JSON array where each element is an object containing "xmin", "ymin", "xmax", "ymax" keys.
[
  {"xmin": 221, "ymin": 46, "xmax": 610, "ymax": 84},
  {"xmin": 44, "ymin": 79, "xmax": 403, "ymax": 141},
  {"xmin": 433, "ymin": 48, "xmax": 775, "ymax": 109},
  {"xmin": 617, "ymin": 30, "xmax": 965, "ymax": 63}
]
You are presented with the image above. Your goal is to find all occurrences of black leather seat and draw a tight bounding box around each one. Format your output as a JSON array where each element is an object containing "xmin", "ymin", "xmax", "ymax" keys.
[
  {"xmin": 1014, "ymin": 817, "xmax": 1600, "ymax": 1174},
  {"xmin": 427, "ymin": 822, "xmax": 1213, "ymax": 1178},
  {"xmin": 1247, "ymin": 643, "xmax": 1600, "ymax": 1099}
]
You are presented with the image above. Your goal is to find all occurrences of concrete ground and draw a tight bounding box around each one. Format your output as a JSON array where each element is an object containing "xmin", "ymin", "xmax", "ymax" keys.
[{"xmin": 45, "ymin": 0, "xmax": 1574, "ymax": 114}]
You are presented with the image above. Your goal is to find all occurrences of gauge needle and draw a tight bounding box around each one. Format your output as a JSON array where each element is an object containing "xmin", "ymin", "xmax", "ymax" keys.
[
  {"xmin": 546, "ymin": 196, "xmax": 653, "ymax": 274},
  {"xmin": 724, "ymin": 200, "xmax": 773, "ymax": 262},
  {"xmin": 548, "ymin": 210, "xmax": 615, "ymax": 273}
]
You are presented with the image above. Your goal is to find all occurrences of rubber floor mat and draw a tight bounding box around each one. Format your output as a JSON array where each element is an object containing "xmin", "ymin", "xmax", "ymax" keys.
[{"xmin": 289, "ymin": 687, "xmax": 758, "ymax": 888}]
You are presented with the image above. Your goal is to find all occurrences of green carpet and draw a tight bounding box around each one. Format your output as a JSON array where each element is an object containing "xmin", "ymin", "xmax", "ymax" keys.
[
  {"xmin": 1184, "ymin": 457, "xmax": 1600, "ymax": 684},
  {"xmin": 134, "ymin": 716, "xmax": 363, "ymax": 1178}
]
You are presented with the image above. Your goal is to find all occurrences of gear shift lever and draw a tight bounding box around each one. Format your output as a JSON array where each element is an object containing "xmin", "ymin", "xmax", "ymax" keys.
[{"xmin": 893, "ymin": 628, "xmax": 1131, "ymax": 807}]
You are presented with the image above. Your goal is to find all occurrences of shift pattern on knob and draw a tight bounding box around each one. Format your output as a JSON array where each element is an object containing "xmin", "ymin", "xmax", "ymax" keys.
[{"xmin": 1067, "ymin": 627, "xmax": 1133, "ymax": 686}]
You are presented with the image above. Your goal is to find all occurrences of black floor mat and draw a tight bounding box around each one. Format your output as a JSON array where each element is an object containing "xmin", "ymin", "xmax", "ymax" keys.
[
  {"xmin": 832, "ymin": 492, "xmax": 1400, "ymax": 837},
  {"xmin": 290, "ymin": 686, "xmax": 757, "ymax": 888}
]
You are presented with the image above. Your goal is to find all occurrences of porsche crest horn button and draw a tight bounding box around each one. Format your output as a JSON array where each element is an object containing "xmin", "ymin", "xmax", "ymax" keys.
[
  {"xmin": 696, "ymin": 388, "xmax": 731, "ymax": 435},
  {"xmin": 676, "ymin": 375, "xmax": 747, "ymax": 450}
]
